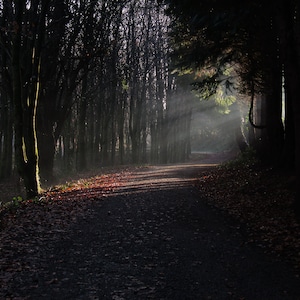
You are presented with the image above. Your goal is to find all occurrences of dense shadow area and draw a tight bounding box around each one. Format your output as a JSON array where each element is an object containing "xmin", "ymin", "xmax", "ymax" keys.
[{"xmin": 1, "ymin": 156, "xmax": 300, "ymax": 299}]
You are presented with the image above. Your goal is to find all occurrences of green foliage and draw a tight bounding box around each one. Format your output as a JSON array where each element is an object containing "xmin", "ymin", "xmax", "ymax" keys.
[
  {"xmin": 188, "ymin": 62, "xmax": 237, "ymax": 111},
  {"xmin": 171, "ymin": 67, "xmax": 194, "ymax": 76},
  {"xmin": 121, "ymin": 79, "xmax": 129, "ymax": 91},
  {"xmin": 12, "ymin": 196, "xmax": 23, "ymax": 206},
  {"xmin": 0, "ymin": 195, "xmax": 24, "ymax": 213},
  {"xmin": 190, "ymin": 68, "xmax": 237, "ymax": 114},
  {"xmin": 167, "ymin": 0, "xmax": 274, "ymax": 97},
  {"xmin": 1, "ymin": 194, "xmax": 46, "ymax": 208},
  {"xmin": 214, "ymin": 87, "xmax": 236, "ymax": 114},
  {"xmin": 192, "ymin": 77, "xmax": 219, "ymax": 99}
]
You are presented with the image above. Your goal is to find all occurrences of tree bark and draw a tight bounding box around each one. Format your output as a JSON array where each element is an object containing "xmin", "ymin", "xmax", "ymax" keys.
[
  {"xmin": 38, "ymin": 131, "xmax": 56, "ymax": 183},
  {"xmin": 11, "ymin": 1, "xmax": 44, "ymax": 198},
  {"xmin": 275, "ymin": 0, "xmax": 300, "ymax": 216},
  {"xmin": 76, "ymin": 76, "xmax": 88, "ymax": 172}
]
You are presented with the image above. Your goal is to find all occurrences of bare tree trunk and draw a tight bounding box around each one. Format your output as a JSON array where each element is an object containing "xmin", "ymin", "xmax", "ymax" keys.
[
  {"xmin": 76, "ymin": 73, "xmax": 88, "ymax": 171},
  {"xmin": 275, "ymin": 0, "xmax": 300, "ymax": 216},
  {"xmin": 11, "ymin": 0, "xmax": 50, "ymax": 198},
  {"xmin": 0, "ymin": 94, "xmax": 13, "ymax": 179}
]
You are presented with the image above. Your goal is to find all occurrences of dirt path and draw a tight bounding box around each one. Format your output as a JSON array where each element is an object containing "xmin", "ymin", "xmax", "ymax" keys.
[{"xmin": 1, "ymin": 160, "xmax": 300, "ymax": 299}]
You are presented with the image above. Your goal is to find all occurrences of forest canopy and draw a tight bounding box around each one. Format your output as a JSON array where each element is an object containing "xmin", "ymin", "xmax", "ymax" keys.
[
  {"xmin": 1, "ymin": 0, "xmax": 300, "ymax": 216},
  {"xmin": 164, "ymin": 0, "xmax": 300, "ymax": 214},
  {"xmin": 0, "ymin": 0, "xmax": 194, "ymax": 198}
]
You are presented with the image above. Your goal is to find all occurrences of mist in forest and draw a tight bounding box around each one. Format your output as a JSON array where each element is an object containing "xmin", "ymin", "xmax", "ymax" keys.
[
  {"xmin": 189, "ymin": 91, "xmax": 248, "ymax": 154},
  {"xmin": 0, "ymin": 0, "xmax": 251, "ymax": 198}
]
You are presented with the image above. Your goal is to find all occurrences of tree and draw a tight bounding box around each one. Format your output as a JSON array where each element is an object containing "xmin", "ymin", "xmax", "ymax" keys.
[
  {"xmin": 1, "ymin": 0, "xmax": 190, "ymax": 196},
  {"xmin": 165, "ymin": 0, "xmax": 300, "ymax": 215},
  {"xmin": 10, "ymin": 0, "xmax": 50, "ymax": 198},
  {"xmin": 0, "ymin": 0, "xmax": 13, "ymax": 179},
  {"xmin": 274, "ymin": 0, "xmax": 300, "ymax": 214},
  {"xmin": 37, "ymin": 0, "xmax": 101, "ymax": 181}
]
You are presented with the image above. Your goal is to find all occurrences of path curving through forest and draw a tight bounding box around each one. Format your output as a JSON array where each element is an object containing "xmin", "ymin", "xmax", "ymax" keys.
[{"xmin": 1, "ymin": 155, "xmax": 300, "ymax": 299}]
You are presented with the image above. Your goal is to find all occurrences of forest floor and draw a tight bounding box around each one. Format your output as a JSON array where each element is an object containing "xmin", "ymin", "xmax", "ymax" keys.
[
  {"xmin": 0, "ymin": 152, "xmax": 300, "ymax": 299},
  {"xmin": 197, "ymin": 152, "xmax": 300, "ymax": 270}
]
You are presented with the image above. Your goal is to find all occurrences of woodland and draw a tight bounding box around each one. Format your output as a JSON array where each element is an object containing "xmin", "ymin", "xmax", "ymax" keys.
[
  {"xmin": 0, "ymin": 0, "xmax": 192, "ymax": 199},
  {"xmin": 1, "ymin": 1, "xmax": 300, "ymax": 297},
  {"xmin": 0, "ymin": 0, "xmax": 300, "ymax": 216}
]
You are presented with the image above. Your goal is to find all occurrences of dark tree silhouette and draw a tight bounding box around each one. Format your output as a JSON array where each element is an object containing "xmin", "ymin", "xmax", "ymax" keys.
[{"xmin": 165, "ymin": 0, "xmax": 300, "ymax": 215}]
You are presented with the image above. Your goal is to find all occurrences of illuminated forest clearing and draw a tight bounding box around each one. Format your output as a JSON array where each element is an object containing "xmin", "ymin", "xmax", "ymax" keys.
[{"xmin": 1, "ymin": 153, "xmax": 300, "ymax": 299}]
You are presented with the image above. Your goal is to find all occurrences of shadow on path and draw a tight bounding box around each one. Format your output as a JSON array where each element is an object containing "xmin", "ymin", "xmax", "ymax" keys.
[{"xmin": 2, "ymin": 161, "xmax": 300, "ymax": 299}]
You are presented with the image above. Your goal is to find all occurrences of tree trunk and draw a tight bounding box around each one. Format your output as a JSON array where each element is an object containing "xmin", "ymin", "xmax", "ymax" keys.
[
  {"xmin": 0, "ymin": 94, "xmax": 13, "ymax": 179},
  {"xmin": 118, "ymin": 95, "xmax": 126, "ymax": 165},
  {"xmin": 282, "ymin": 71, "xmax": 295, "ymax": 169},
  {"xmin": 76, "ymin": 75, "xmax": 88, "ymax": 172},
  {"xmin": 265, "ymin": 61, "xmax": 284, "ymax": 166},
  {"xmin": 38, "ymin": 132, "xmax": 56, "ymax": 184},
  {"xmin": 275, "ymin": 0, "xmax": 300, "ymax": 216},
  {"xmin": 11, "ymin": 2, "xmax": 42, "ymax": 198}
]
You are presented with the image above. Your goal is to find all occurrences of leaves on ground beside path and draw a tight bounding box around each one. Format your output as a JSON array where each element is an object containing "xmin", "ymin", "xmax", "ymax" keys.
[
  {"xmin": 0, "ymin": 169, "xmax": 134, "ymax": 295},
  {"xmin": 46, "ymin": 173, "xmax": 122, "ymax": 201},
  {"xmin": 197, "ymin": 161, "xmax": 300, "ymax": 270},
  {"xmin": 0, "ymin": 170, "xmax": 130, "ymax": 231}
]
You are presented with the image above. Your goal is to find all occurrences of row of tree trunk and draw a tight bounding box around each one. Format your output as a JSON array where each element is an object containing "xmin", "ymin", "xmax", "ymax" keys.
[
  {"xmin": 0, "ymin": 0, "xmax": 192, "ymax": 198},
  {"xmin": 166, "ymin": 0, "xmax": 300, "ymax": 216}
]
